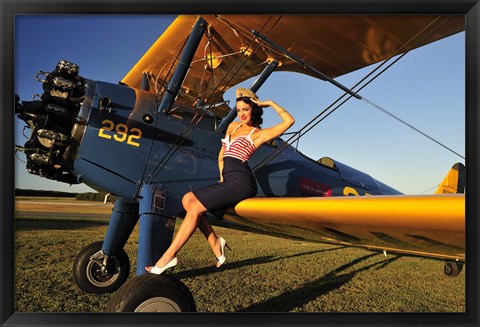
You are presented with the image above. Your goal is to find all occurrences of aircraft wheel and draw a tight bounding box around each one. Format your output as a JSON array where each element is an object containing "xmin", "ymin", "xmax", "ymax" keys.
[
  {"xmin": 106, "ymin": 274, "xmax": 196, "ymax": 312},
  {"xmin": 73, "ymin": 241, "xmax": 130, "ymax": 294},
  {"xmin": 444, "ymin": 261, "xmax": 463, "ymax": 277}
]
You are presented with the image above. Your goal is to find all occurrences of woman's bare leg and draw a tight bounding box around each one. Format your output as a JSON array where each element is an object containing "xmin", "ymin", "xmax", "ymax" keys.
[
  {"xmin": 150, "ymin": 192, "xmax": 207, "ymax": 268},
  {"xmin": 197, "ymin": 215, "xmax": 222, "ymax": 257}
]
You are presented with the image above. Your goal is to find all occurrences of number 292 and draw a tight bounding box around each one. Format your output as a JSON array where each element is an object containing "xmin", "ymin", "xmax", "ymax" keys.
[{"xmin": 97, "ymin": 119, "xmax": 142, "ymax": 147}]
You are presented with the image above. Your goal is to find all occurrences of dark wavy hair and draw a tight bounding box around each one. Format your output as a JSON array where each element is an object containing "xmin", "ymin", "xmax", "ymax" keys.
[{"xmin": 236, "ymin": 97, "xmax": 263, "ymax": 128}]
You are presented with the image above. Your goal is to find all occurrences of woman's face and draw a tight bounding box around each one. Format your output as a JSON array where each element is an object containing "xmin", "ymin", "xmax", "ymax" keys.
[{"xmin": 236, "ymin": 99, "xmax": 253, "ymax": 124}]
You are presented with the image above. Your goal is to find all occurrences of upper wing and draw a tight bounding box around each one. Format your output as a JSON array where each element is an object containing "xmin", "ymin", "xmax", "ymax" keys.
[
  {"xmin": 121, "ymin": 15, "xmax": 464, "ymax": 116},
  {"xmin": 230, "ymin": 194, "xmax": 465, "ymax": 261}
]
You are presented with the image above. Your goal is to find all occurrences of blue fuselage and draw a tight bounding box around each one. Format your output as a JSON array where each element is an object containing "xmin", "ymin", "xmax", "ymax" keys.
[{"xmin": 68, "ymin": 80, "xmax": 400, "ymax": 217}]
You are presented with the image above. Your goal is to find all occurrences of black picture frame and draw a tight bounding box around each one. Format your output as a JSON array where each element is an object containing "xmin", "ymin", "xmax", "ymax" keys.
[{"xmin": 1, "ymin": 0, "xmax": 478, "ymax": 326}]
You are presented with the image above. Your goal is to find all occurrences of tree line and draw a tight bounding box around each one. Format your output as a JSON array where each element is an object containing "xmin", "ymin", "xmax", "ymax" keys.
[
  {"xmin": 75, "ymin": 192, "xmax": 116, "ymax": 202},
  {"xmin": 15, "ymin": 189, "xmax": 116, "ymax": 202}
]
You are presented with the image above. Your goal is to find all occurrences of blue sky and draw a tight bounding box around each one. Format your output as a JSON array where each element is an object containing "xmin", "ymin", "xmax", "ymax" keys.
[{"xmin": 15, "ymin": 15, "xmax": 465, "ymax": 195}]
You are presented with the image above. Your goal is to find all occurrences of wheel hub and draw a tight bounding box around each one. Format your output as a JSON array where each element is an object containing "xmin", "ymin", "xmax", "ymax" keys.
[
  {"xmin": 134, "ymin": 297, "xmax": 182, "ymax": 312},
  {"xmin": 86, "ymin": 257, "xmax": 120, "ymax": 287}
]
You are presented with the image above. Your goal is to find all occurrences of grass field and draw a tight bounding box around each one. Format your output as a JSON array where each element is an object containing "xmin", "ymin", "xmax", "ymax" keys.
[{"xmin": 14, "ymin": 198, "xmax": 465, "ymax": 312}]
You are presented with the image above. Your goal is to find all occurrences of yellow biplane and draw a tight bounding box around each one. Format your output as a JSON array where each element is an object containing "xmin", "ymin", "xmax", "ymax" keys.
[
  {"xmin": 123, "ymin": 14, "xmax": 465, "ymax": 271},
  {"xmin": 15, "ymin": 14, "xmax": 465, "ymax": 312}
]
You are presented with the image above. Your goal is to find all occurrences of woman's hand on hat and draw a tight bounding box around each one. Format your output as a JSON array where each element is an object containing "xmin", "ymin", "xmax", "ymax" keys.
[{"xmin": 251, "ymin": 98, "xmax": 272, "ymax": 107}]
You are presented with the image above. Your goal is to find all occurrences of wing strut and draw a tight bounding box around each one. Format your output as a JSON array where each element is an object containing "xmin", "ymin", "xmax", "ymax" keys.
[
  {"xmin": 158, "ymin": 17, "xmax": 208, "ymax": 114},
  {"xmin": 217, "ymin": 59, "xmax": 279, "ymax": 134},
  {"xmin": 252, "ymin": 30, "xmax": 362, "ymax": 100}
]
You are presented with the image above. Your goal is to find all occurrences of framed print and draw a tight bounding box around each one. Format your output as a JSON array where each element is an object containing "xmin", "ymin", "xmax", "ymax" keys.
[{"xmin": 2, "ymin": 0, "xmax": 478, "ymax": 326}]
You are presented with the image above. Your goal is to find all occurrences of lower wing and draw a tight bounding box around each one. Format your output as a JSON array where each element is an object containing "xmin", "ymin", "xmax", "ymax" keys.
[{"xmin": 229, "ymin": 194, "xmax": 465, "ymax": 262}]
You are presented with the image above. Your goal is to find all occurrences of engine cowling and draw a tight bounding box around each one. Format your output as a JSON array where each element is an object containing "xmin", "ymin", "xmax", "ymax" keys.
[{"xmin": 16, "ymin": 60, "xmax": 86, "ymax": 184}]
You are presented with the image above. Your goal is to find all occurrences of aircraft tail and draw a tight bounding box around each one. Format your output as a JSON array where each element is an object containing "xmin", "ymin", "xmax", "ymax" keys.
[{"xmin": 435, "ymin": 163, "xmax": 465, "ymax": 194}]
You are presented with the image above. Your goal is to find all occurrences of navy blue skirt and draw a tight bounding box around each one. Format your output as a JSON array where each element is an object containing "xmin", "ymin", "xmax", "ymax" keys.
[{"xmin": 193, "ymin": 157, "xmax": 257, "ymax": 215}]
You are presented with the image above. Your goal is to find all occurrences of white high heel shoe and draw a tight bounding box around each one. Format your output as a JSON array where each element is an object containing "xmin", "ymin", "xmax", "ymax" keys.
[
  {"xmin": 216, "ymin": 237, "xmax": 231, "ymax": 268},
  {"xmin": 146, "ymin": 257, "xmax": 178, "ymax": 275}
]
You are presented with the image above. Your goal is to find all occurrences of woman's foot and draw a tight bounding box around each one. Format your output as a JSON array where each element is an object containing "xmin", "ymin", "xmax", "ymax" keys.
[
  {"xmin": 216, "ymin": 237, "xmax": 231, "ymax": 268},
  {"xmin": 145, "ymin": 257, "xmax": 178, "ymax": 275}
]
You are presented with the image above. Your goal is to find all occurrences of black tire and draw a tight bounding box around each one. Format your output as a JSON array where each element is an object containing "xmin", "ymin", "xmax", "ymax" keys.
[
  {"xmin": 444, "ymin": 261, "xmax": 463, "ymax": 277},
  {"xmin": 73, "ymin": 241, "xmax": 130, "ymax": 294},
  {"xmin": 106, "ymin": 274, "xmax": 197, "ymax": 312}
]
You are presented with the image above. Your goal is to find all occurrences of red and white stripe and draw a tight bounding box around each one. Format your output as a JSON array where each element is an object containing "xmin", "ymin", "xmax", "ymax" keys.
[{"xmin": 222, "ymin": 136, "xmax": 256, "ymax": 162}]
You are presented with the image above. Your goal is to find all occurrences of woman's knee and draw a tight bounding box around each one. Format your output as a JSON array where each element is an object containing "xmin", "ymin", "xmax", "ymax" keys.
[
  {"xmin": 182, "ymin": 192, "xmax": 194, "ymax": 209},
  {"xmin": 182, "ymin": 192, "xmax": 206, "ymax": 214}
]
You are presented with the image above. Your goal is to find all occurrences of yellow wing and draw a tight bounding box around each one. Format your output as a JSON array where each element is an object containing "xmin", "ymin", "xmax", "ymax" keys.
[
  {"xmin": 231, "ymin": 194, "xmax": 465, "ymax": 261},
  {"xmin": 121, "ymin": 14, "xmax": 464, "ymax": 116}
]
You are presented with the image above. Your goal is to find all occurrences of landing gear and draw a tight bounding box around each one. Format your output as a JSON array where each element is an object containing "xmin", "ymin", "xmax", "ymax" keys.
[
  {"xmin": 444, "ymin": 261, "xmax": 464, "ymax": 277},
  {"xmin": 73, "ymin": 241, "xmax": 130, "ymax": 294},
  {"xmin": 106, "ymin": 274, "xmax": 196, "ymax": 312}
]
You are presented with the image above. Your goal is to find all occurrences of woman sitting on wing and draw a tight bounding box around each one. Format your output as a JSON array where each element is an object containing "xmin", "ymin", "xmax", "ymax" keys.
[{"xmin": 146, "ymin": 87, "xmax": 295, "ymax": 274}]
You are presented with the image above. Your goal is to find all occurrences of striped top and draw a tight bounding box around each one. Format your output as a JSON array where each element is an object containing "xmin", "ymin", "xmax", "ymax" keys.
[{"xmin": 222, "ymin": 124, "xmax": 257, "ymax": 162}]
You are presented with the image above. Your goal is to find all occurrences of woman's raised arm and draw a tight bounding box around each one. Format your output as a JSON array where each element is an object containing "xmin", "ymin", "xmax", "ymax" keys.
[{"xmin": 251, "ymin": 99, "xmax": 294, "ymax": 146}]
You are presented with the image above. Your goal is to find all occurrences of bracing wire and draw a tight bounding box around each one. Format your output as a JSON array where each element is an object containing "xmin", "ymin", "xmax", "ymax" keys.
[
  {"xmin": 146, "ymin": 16, "xmax": 283, "ymax": 183},
  {"xmin": 207, "ymin": 25, "xmax": 217, "ymax": 128},
  {"xmin": 148, "ymin": 16, "xmax": 281, "ymax": 181},
  {"xmin": 199, "ymin": 15, "xmax": 284, "ymax": 111},
  {"xmin": 360, "ymin": 97, "xmax": 465, "ymax": 159},
  {"xmin": 141, "ymin": 36, "xmax": 191, "ymax": 184},
  {"xmin": 420, "ymin": 185, "xmax": 440, "ymax": 194},
  {"xmin": 252, "ymin": 15, "xmax": 464, "ymax": 172}
]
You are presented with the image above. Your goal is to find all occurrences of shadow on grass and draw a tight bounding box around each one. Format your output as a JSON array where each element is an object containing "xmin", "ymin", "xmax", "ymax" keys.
[
  {"xmin": 237, "ymin": 253, "xmax": 402, "ymax": 312},
  {"xmin": 175, "ymin": 246, "xmax": 348, "ymax": 280},
  {"xmin": 15, "ymin": 217, "xmax": 109, "ymax": 231}
]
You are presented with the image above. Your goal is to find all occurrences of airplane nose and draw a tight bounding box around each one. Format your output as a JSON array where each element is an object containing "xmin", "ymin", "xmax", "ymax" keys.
[{"xmin": 15, "ymin": 60, "xmax": 86, "ymax": 184}]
